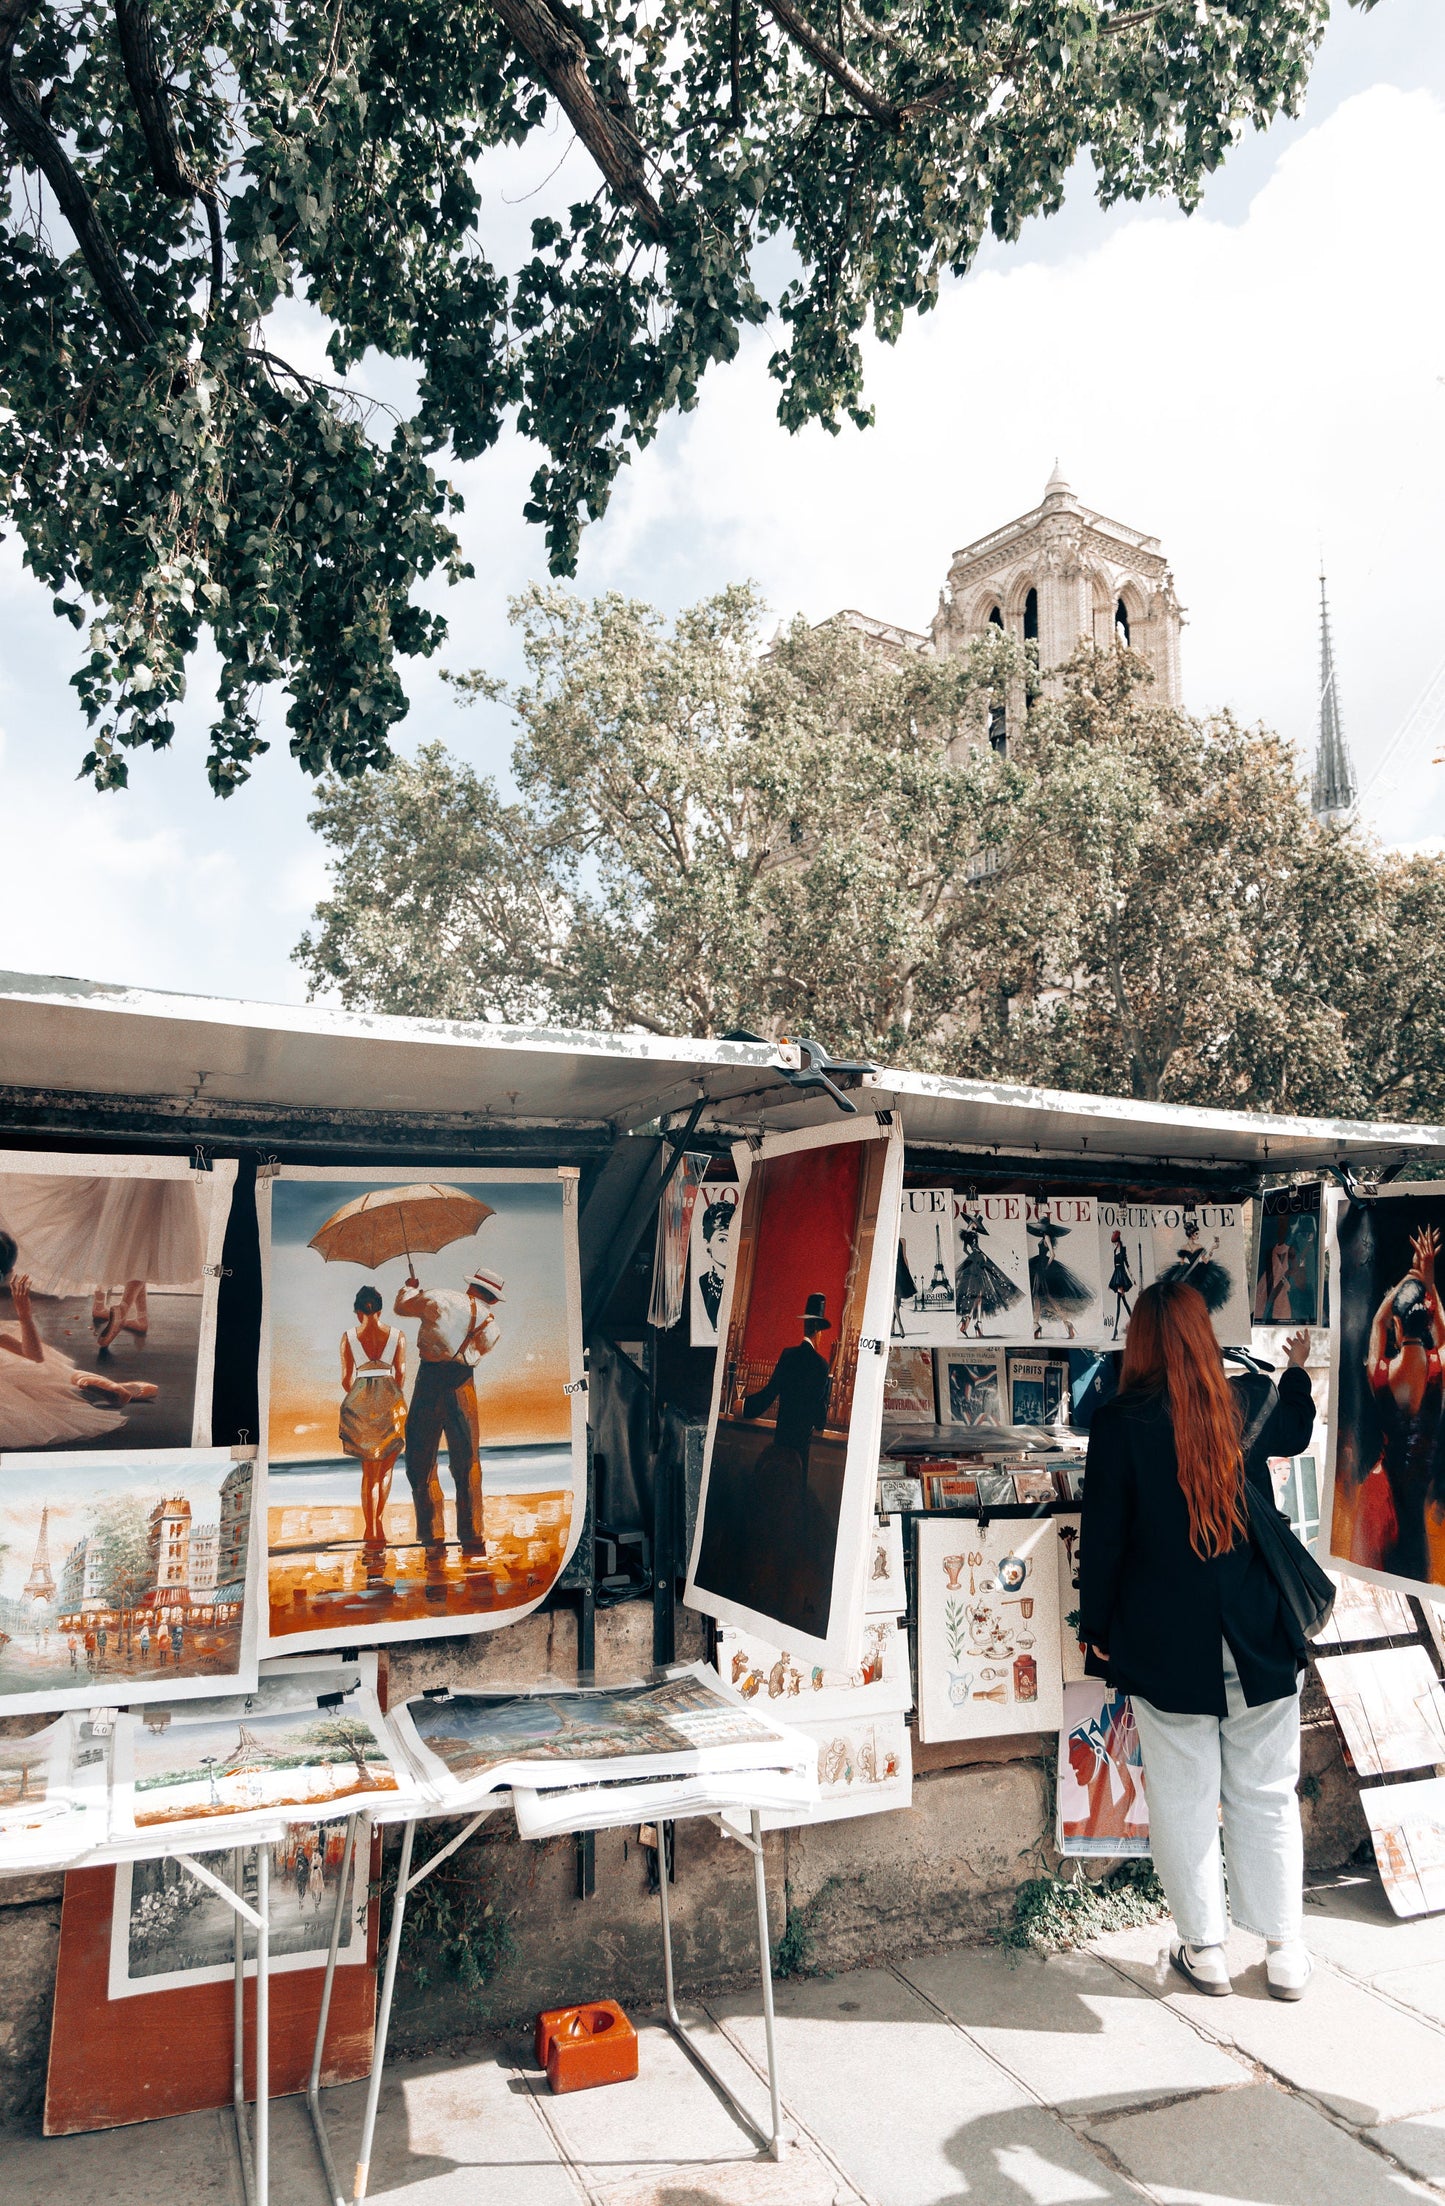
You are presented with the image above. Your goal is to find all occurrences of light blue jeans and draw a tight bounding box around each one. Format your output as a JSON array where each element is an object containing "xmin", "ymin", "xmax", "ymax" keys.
[{"xmin": 1131, "ymin": 1640, "xmax": 1303, "ymax": 1946}]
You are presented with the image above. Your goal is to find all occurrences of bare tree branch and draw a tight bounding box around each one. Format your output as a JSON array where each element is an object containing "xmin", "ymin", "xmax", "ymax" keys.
[
  {"xmin": 113, "ymin": 0, "xmax": 223, "ymax": 313},
  {"xmin": 0, "ymin": 0, "xmax": 156, "ymax": 349},
  {"xmin": 489, "ymin": 0, "xmax": 664, "ymax": 234}
]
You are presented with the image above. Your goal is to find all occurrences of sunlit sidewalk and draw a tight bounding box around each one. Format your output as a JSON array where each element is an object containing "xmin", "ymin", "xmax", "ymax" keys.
[{"xmin": 6, "ymin": 1869, "xmax": 1445, "ymax": 2205}]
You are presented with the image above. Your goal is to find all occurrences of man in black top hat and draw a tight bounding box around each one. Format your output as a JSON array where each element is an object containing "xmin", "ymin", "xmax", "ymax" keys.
[{"xmin": 743, "ymin": 1293, "xmax": 833, "ymax": 1471}]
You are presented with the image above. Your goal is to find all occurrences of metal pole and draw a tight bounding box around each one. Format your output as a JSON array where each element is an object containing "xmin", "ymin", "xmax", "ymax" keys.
[
  {"xmin": 355, "ymin": 1817, "xmax": 415, "ymax": 2202},
  {"xmin": 255, "ymin": 1843, "xmax": 270, "ymax": 2206},
  {"xmin": 657, "ymin": 1819, "xmax": 678, "ymax": 2024},
  {"xmin": 231, "ymin": 1846, "xmax": 255, "ymax": 2205},
  {"xmin": 750, "ymin": 1810, "xmax": 783, "ymax": 2159},
  {"xmin": 307, "ymin": 1815, "xmax": 359, "ymax": 2206}
]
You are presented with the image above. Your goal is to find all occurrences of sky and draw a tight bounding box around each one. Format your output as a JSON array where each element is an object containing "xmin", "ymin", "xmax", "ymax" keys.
[{"xmin": 2, "ymin": 0, "xmax": 1443, "ymax": 1008}]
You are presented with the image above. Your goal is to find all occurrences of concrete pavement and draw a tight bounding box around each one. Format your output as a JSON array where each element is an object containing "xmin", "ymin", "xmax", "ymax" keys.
[{"xmin": 5, "ymin": 1865, "xmax": 1445, "ymax": 2204}]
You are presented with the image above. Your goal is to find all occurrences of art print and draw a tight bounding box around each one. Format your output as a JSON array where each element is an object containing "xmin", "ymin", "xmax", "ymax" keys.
[
  {"xmin": 877, "ymin": 1474, "xmax": 922, "ymax": 1515},
  {"xmin": 1361, "ymin": 1777, "xmax": 1445, "ymax": 1918},
  {"xmin": 1025, "ymin": 1196, "xmax": 1104, "ymax": 1345},
  {"xmin": 0, "ymin": 1713, "xmax": 111, "ymax": 1867},
  {"xmin": 915, "ymin": 1516, "xmax": 1062, "ymax": 1742},
  {"xmin": 952, "ymin": 1193, "xmax": 1030, "ymax": 1342},
  {"xmin": 1254, "ymin": 1182, "xmax": 1324, "ymax": 1326},
  {"xmin": 1324, "ymin": 1187, "xmax": 1445, "ymax": 1598},
  {"xmin": 1313, "ymin": 1571, "xmax": 1416, "ymax": 1646},
  {"xmin": 685, "ymin": 1118, "xmax": 904, "ymax": 1667},
  {"xmin": 1314, "ymin": 1647, "xmax": 1445, "ymax": 1777},
  {"xmin": 1146, "ymin": 1200, "xmax": 1250, "ymax": 1346},
  {"xmin": 1056, "ymin": 1512, "xmax": 1087, "ymax": 1682},
  {"xmin": 864, "ymin": 1514, "xmax": 906, "ymax": 1614},
  {"xmin": 939, "ymin": 1349, "xmax": 1003, "ymax": 1427},
  {"xmin": 894, "ymin": 1188, "xmax": 964, "ymax": 1346},
  {"xmin": 0, "ymin": 1448, "xmax": 258, "ymax": 1715},
  {"xmin": 0, "ymin": 1150, "xmax": 235, "ymax": 1452},
  {"xmin": 1096, "ymin": 1203, "xmax": 1153, "ymax": 1346},
  {"xmin": 109, "ymin": 1820, "xmax": 371, "ymax": 1997},
  {"xmin": 883, "ymin": 1346, "xmax": 937, "ymax": 1423},
  {"xmin": 781, "ymin": 1709, "xmax": 912, "ymax": 1825},
  {"xmin": 717, "ymin": 1616, "xmax": 911, "ymax": 1723},
  {"xmin": 259, "ymin": 1165, "xmax": 585, "ymax": 1655},
  {"xmin": 688, "ymin": 1181, "xmax": 739, "ymax": 1347},
  {"xmin": 113, "ymin": 1672, "xmax": 408, "ymax": 1835},
  {"xmin": 1008, "ymin": 1352, "xmax": 1068, "ymax": 1429},
  {"xmin": 1057, "ymin": 1683, "xmax": 1149, "ymax": 1858},
  {"xmin": 649, "ymin": 1154, "xmax": 708, "ymax": 1331}
]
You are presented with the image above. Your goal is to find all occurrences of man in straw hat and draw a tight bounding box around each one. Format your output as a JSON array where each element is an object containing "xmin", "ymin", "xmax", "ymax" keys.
[{"xmin": 393, "ymin": 1264, "xmax": 504, "ymax": 1570}]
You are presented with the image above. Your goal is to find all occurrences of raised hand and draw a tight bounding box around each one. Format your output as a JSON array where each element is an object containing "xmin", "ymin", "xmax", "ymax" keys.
[
  {"xmin": 1283, "ymin": 1329, "xmax": 1311, "ymax": 1368},
  {"xmin": 1410, "ymin": 1226, "xmax": 1439, "ymax": 1284},
  {"xmin": 8, "ymin": 1272, "xmax": 31, "ymax": 1316}
]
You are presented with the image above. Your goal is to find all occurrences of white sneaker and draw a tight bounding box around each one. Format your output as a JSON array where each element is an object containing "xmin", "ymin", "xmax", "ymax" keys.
[
  {"xmin": 1170, "ymin": 1938, "xmax": 1233, "ymax": 1996},
  {"xmin": 1265, "ymin": 1940, "xmax": 1313, "ymax": 2001}
]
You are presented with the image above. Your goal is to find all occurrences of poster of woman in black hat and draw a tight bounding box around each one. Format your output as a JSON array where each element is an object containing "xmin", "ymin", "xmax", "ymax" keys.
[{"xmin": 686, "ymin": 1120, "xmax": 904, "ymax": 1665}]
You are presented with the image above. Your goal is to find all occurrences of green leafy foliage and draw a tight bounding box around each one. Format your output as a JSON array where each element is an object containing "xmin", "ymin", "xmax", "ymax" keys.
[
  {"xmin": 996, "ymin": 1862, "xmax": 1166, "ymax": 1955},
  {"xmin": 0, "ymin": 0, "xmax": 1380, "ymax": 788},
  {"xmin": 379, "ymin": 1826, "xmax": 516, "ymax": 1995}
]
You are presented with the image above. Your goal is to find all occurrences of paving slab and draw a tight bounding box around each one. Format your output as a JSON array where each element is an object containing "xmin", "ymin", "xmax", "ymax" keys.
[
  {"xmin": 1366, "ymin": 2108, "xmax": 1445, "ymax": 2186},
  {"xmin": 1300, "ymin": 1872, "xmax": 1445, "ymax": 1981},
  {"xmin": 1085, "ymin": 2078, "xmax": 1442, "ymax": 2204},
  {"xmin": 1371, "ymin": 1963, "xmax": 1445, "ymax": 2028},
  {"xmin": 710, "ymin": 1965, "xmax": 1141, "ymax": 2206},
  {"xmin": 0, "ymin": 2104, "xmax": 241, "ymax": 2206},
  {"xmin": 1096, "ymin": 1929, "xmax": 1445, "ymax": 2126},
  {"xmin": 898, "ymin": 1945, "xmax": 1249, "ymax": 2115}
]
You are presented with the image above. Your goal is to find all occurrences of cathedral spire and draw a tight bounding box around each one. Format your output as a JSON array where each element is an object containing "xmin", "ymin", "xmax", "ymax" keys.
[{"xmin": 1312, "ymin": 569, "xmax": 1357, "ymax": 822}]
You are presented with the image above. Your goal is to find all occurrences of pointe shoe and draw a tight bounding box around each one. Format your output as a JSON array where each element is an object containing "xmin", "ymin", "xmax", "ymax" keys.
[
  {"xmin": 1170, "ymin": 1938, "xmax": 1232, "ymax": 1996},
  {"xmin": 96, "ymin": 1306, "xmax": 126, "ymax": 1351},
  {"xmin": 1265, "ymin": 1941, "xmax": 1313, "ymax": 2001},
  {"xmin": 118, "ymin": 1381, "xmax": 159, "ymax": 1403}
]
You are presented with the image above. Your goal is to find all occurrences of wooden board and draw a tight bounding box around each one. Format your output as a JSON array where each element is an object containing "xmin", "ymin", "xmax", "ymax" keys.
[{"xmin": 44, "ymin": 1837, "xmax": 377, "ymax": 2135}]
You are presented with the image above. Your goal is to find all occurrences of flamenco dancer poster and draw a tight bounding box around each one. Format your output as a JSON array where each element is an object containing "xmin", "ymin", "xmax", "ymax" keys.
[
  {"xmin": 685, "ymin": 1118, "xmax": 904, "ymax": 1669},
  {"xmin": 1325, "ymin": 1186, "xmax": 1445, "ymax": 1597},
  {"xmin": 0, "ymin": 1151, "xmax": 235, "ymax": 1453},
  {"xmin": 258, "ymin": 1166, "xmax": 585, "ymax": 1655}
]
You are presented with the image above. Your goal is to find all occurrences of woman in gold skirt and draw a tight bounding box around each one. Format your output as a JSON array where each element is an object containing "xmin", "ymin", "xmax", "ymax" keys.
[{"xmin": 339, "ymin": 1284, "xmax": 407, "ymax": 1584}]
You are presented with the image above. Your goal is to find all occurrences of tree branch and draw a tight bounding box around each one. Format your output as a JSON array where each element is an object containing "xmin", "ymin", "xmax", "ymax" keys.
[
  {"xmin": 113, "ymin": 0, "xmax": 223, "ymax": 313},
  {"xmin": 489, "ymin": 0, "xmax": 664, "ymax": 235},
  {"xmin": 0, "ymin": 0, "xmax": 156, "ymax": 349},
  {"xmin": 760, "ymin": 0, "xmax": 900, "ymax": 125}
]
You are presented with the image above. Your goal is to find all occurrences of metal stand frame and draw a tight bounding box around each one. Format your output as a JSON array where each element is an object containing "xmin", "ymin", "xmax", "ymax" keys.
[
  {"xmin": 165, "ymin": 1842, "xmax": 272, "ymax": 2206},
  {"xmin": 307, "ymin": 1802, "xmax": 786, "ymax": 2201}
]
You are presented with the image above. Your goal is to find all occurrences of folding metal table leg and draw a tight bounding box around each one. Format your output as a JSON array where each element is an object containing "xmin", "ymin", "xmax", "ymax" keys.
[
  {"xmin": 172, "ymin": 1845, "xmax": 270, "ymax": 2203},
  {"xmin": 232, "ymin": 1846, "xmax": 255, "ymax": 2206},
  {"xmin": 255, "ymin": 1844, "xmax": 270, "ymax": 2206},
  {"xmin": 353, "ymin": 1817, "xmax": 415, "ymax": 2202},
  {"xmin": 307, "ymin": 1814, "xmax": 360, "ymax": 2206},
  {"xmin": 657, "ymin": 1815, "xmax": 785, "ymax": 2158}
]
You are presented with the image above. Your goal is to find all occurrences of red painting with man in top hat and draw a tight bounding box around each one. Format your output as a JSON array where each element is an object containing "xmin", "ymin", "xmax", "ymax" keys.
[{"xmin": 687, "ymin": 1121, "xmax": 902, "ymax": 1665}]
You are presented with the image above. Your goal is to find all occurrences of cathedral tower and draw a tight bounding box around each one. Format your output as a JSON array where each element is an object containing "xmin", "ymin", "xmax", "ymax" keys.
[{"xmin": 1311, "ymin": 570, "xmax": 1357, "ymax": 822}]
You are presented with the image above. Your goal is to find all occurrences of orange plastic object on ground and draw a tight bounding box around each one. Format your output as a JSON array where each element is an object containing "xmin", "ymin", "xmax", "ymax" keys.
[{"xmin": 534, "ymin": 2000, "xmax": 639, "ymax": 2092}]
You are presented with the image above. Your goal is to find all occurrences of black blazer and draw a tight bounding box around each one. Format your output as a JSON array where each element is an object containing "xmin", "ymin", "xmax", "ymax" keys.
[{"xmin": 1078, "ymin": 1364, "xmax": 1315, "ymax": 1715}]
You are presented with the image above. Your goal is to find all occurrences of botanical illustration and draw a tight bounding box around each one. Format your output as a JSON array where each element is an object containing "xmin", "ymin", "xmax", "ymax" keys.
[
  {"xmin": 0, "ymin": 1152, "xmax": 234, "ymax": 1451},
  {"xmin": 1056, "ymin": 1513, "xmax": 1088, "ymax": 1686},
  {"xmin": 916, "ymin": 1517, "xmax": 1062, "ymax": 1743},
  {"xmin": 261, "ymin": 1166, "xmax": 583, "ymax": 1653},
  {"xmin": 0, "ymin": 1450, "xmax": 256, "ymax": 1715}
]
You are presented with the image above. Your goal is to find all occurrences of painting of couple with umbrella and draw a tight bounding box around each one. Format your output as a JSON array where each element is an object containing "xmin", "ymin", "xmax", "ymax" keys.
[{"xmin": 259, "ymin": 1165, "xmax": 585, "ymax": 1653}]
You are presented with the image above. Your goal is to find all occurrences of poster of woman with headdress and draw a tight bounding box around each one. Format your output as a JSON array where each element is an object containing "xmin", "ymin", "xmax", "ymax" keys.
[
  {"xmin": 1147, "ymin": 1201, "xmax": 1250, "ymax": 1345},
  {"xmin": 1025, "ymin": 1196, "xmax": 1104, "ymax": 1344},
  {"xmin": 952, "ymin": 1194, "xmax": 1029, "ymax": 1341},
  {"xmin": 1325, "ymin": 1186, "xmax": 1445, "ymax": 1596}
]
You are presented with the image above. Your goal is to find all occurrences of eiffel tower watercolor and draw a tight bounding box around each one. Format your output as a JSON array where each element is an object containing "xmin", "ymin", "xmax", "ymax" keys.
[{"xmin": 22, "ymin": 1506, "xmax": 56, "ymax": 1607}]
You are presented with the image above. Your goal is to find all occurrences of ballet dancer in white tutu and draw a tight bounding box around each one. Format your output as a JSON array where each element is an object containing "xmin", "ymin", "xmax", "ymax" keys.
[
  {"xmin": 0, "ymin": 1230, "xmax": 159, "ymax": 1451},
  {"xmin": 0, "ymin": 1171, "xmax": 205, "ymax": 1351}
]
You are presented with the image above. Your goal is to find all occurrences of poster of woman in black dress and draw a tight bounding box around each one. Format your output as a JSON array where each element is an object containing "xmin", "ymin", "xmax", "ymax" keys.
[
  {"xmin": 1025, "ymin": 1196, "xmax": 1102, "ymax": 1342},
  {"xmin": 953, "ymin": 1197, "xmax": 1028, "ymax": 1340},
  {"xmin": 1147, "ymin": 1202, "xmax": 1250, "ymax": 1344}
]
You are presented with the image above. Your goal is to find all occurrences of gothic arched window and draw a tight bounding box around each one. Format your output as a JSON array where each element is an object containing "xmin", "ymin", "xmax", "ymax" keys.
[
  {"xmin": 1023, "ymin": 588, "xmax": 1039, "ymax": 642},
  {"xmin": 1115, "ymin": 598, "xmax": 1131, "ymax": 645},
  {"xmin": 987, "ymin": 604, "xmax": 1003, "ymax": 629}
]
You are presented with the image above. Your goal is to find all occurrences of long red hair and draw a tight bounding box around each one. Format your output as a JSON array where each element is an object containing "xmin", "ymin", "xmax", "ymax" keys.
[{"xmin": 1119, "ymin": 1279, "xmax": 1245, "ymax": 1559}]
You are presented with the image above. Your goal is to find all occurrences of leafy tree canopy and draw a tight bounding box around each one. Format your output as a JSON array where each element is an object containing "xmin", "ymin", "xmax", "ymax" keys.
[
  {"xmin": 0, "ymin": 0, "xmax": 1376, "ymax": 791},
  {"xmin": 297, "ymin": 588, "xmax": 1445, "ymax": 1122}
]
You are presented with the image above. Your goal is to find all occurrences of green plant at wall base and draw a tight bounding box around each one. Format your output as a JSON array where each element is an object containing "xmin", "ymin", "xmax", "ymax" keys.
[
  {"xmin": 773, "ymin": 1876, "xmax": 840, "ymax": 1979},
  {"xmin": 1298, "ymin": 1772, "xmax": 1322, "ymax": 1803},
  {"xmin": 996, "ymin": 1863, "xmax": 1166, "ymax": 1956},
  {"xmin": 379, "ymin": 1844, "xmax": 516, "ymax": 1996}
]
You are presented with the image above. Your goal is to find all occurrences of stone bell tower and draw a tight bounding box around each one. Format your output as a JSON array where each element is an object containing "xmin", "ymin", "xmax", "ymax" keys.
[{"xmin": 929, "ymin": 464, "xmax": 1184, "ymax": 708}]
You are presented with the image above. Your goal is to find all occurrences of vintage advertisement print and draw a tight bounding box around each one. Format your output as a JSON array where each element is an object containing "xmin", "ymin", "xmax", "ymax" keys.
[
  {"xmin": 1025, "ymin": 1196, "xmax": 1104, "ymax": 1345},
  {"xmin": 259, "ymin": 1166, "xmax": 585, "ymax": 1655},
  {"xmin": 939, "ymin": 1349, "xmax": 1003, "ymax": 1427},
  {"xmin": 894, "ymin": 1188, "xmax": 965, "ymax": 1346},
  {"xmin": 1096, "ymin": 1202, "xmax": 1153, "ymax": 1345},
  {"xmin": 1325, "ymin": 1187, "xmax": 1445, "ymax": 1599},
  {"xmin": 0, "ymin": 1448, "xmax": 257, "ymax": 1716},
  {"xmin": 0, "ymin": 1151, "xmax": 235, "ymax": 1452},
  {"xmin": 1254, "ymin": 1181, "xmax": 1324, "ymax": 1326},
  {"xmin": 1057, "ymin": 1683, "xmax": 1149, "ymax": 1859},
  {"xmin": 915, "ymin": 1516, "xmax": 1062, "ymax": 1743},
  {"xmin": 689, "ymin": 1181, "xmax": 739, "ymax": 1348},
  {"xmin": 883, "ymin": 1346, "xmax": 937, "ymax": 1422},
  {"xmin": 1361, "ymin": 1777, "xmax": 1445, "ymax": 1919},
  {"xmin": 686, "ymin": 1118, "xmax": 904, "ymax": 1668}
]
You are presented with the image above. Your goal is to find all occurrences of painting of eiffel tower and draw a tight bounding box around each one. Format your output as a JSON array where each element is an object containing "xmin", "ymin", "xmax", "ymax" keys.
[{"xmin": 21, "ymin": 1506, "xmax": 56, "ymax": 1608}]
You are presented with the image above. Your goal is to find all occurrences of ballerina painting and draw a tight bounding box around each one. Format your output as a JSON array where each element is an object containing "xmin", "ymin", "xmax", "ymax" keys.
[{"xmin": 952, "ymin": 1200, "xmax": 1027, "ymax": 1341}]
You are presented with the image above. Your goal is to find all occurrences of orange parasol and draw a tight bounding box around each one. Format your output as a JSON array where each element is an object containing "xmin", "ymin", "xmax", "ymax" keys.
[{"xmin": 308, "ymin": 1184, "xmax": 494, "ymax": 1274}]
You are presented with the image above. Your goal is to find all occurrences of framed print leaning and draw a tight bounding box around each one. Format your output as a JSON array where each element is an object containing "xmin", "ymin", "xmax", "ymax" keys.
[
  {"xmin": 1324, "ymin": 1185, "xmax": 1445, "ymax": 1598},
  {"xmin": 0, "ymin": 1149, "xmax": 235, "ymax": 1452},
  {"xmin": 259, "ymin": 1166, "xmax": 586, "ymax": 1655},
  {"xmin": 685, "ymin": 1116, "xmax": 904, "ymax": 1668},
  {"xmin": 0, "ymin": 1447, "xmax": 258, "ymax": 1715},
  {"xmin": 915, "ymin": 1516, "xmax": 1062, "ymax": 1743}
]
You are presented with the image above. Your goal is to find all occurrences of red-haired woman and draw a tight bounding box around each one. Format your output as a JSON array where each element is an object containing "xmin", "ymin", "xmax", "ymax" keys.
[{"xmin": 1080, "ymin": 1279, "xmax": 1315, "ymax": 2001}]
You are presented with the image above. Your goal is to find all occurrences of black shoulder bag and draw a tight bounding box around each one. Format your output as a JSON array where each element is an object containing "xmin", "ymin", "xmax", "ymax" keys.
[{"xmin": 1235, "ymin": 1372, "xmax": 1335, "ymax": 1647}]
